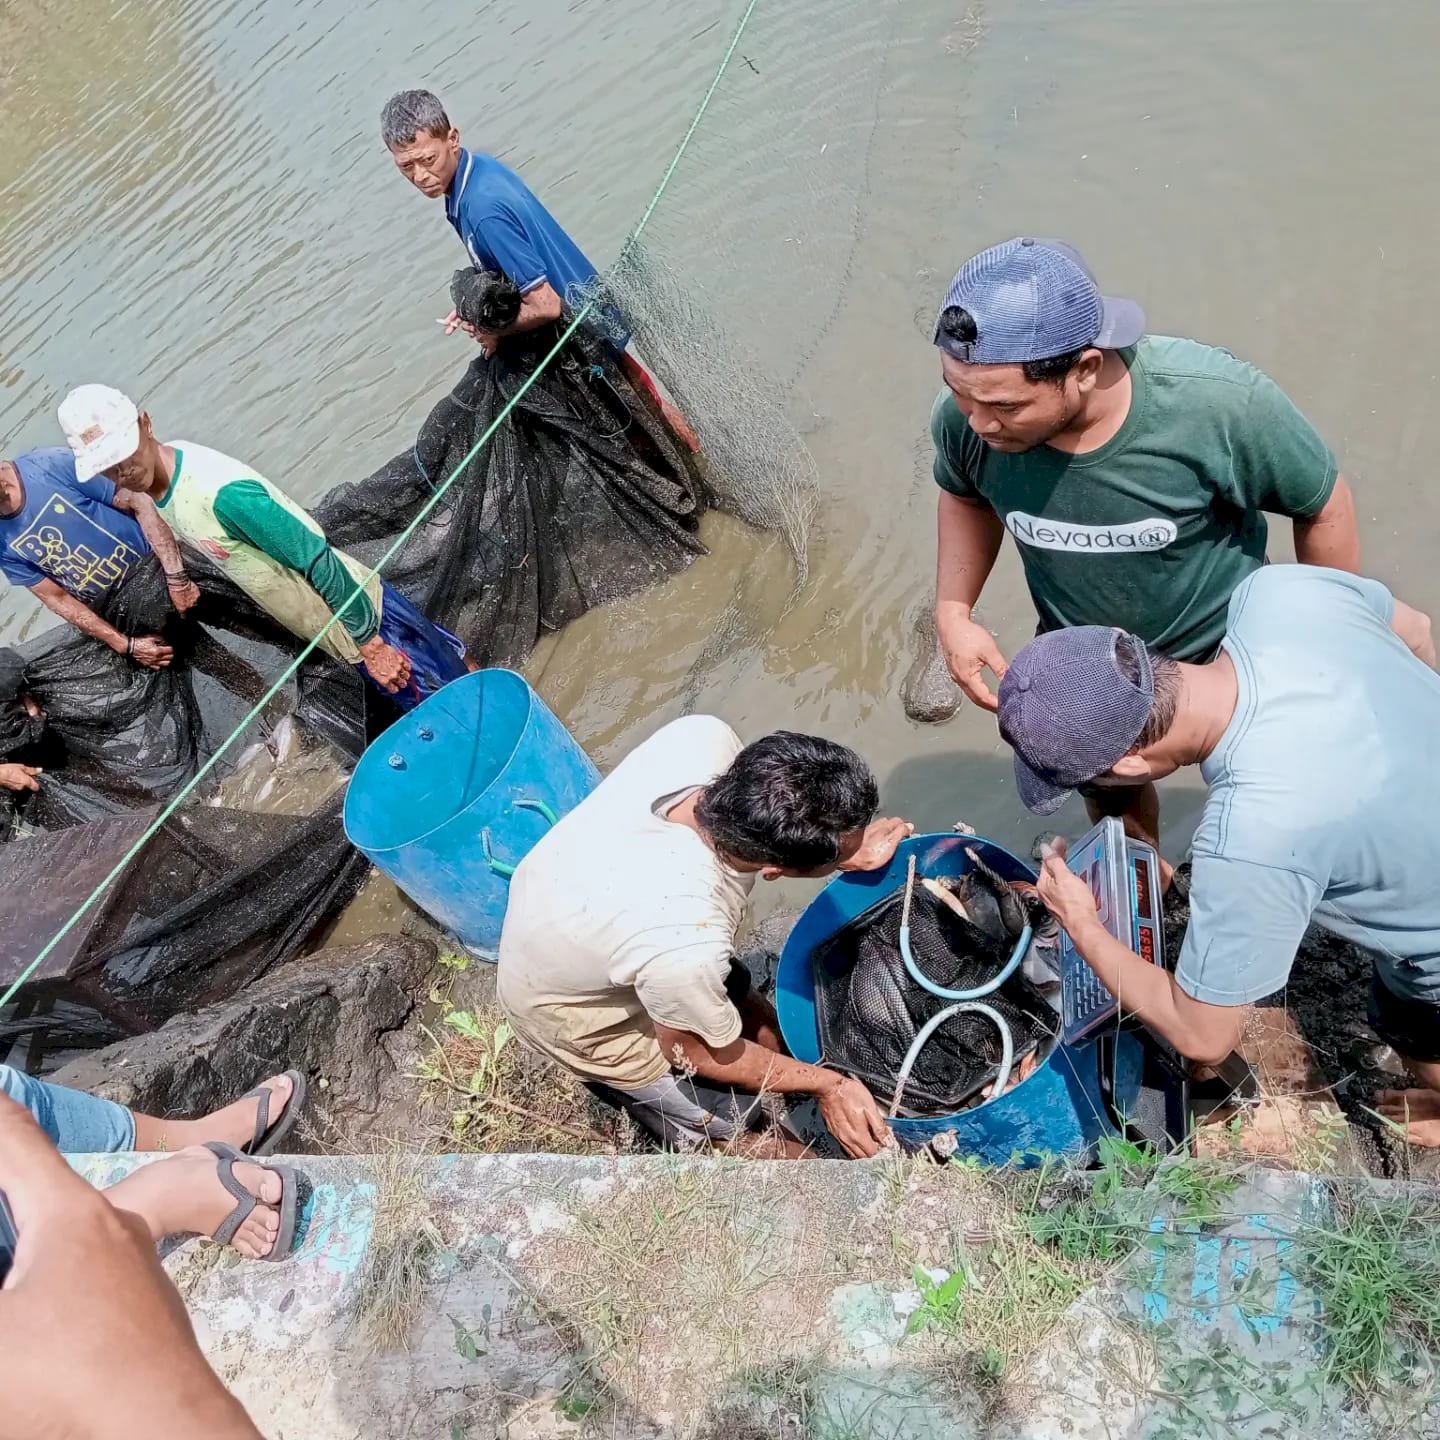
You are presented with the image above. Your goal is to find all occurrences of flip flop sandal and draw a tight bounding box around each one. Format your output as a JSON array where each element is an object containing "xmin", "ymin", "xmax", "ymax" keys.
[
  {"xmin": 242, "ymin": 1070, "xmax": 308, "ymax": 1157},
  {"xmin": 202, "ymin": 1141, "xmax": 311, "ymax": 1263}
]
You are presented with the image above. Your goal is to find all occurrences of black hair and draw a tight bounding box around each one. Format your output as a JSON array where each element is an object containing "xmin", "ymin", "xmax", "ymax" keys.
[
  {"xmin": 1116, "ymin": 635, "xmax": 1182, "ymax": 750},
  {"xmin": 381, "ymin": 89, "xmax": 452, "ymax": 148},
  {"xmin": 695, "ymin": 732, "xmax": 879, "ymax": 871},
  {"xmin": 935, "ymin": 306, "xmax": 1087, "ymax": 385},
  {"xmin": 0, "ymin": 460, "xmax": 21, "ymax": 520}
]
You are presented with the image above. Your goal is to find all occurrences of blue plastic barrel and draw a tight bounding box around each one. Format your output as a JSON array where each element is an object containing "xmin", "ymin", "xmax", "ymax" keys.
[
  {"xmin": 343, "ymin": 668, "xmax": 600, "ymax": 958},
  {"xmin": 776, "ymin": 831, "xmax": 1143, "ymax": 1166}
]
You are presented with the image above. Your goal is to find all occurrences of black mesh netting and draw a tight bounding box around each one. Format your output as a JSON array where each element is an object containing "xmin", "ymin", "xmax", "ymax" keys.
[
  {"xmin": 2, "ymin": 295, "xmax": 711, "ymax": 1061},
  {"xmin": 815, "ymin": 884, "xmax": 1059, "ymax": 1116},
  {"xmin": 312, "ymin": 268, "xmax": 708, "ymax": 669},
  {"xmin": 0, "ymin": 558, "xmax": 372, "ymax": 1059}
]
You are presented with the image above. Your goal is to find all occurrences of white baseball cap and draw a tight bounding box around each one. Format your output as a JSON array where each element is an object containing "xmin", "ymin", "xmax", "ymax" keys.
[{"xmin": 58, "ymin": 384, "xmax": 142, "ymax": 481}]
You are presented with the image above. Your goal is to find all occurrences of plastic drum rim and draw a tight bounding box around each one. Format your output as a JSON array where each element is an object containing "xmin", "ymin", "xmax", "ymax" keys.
[{"xmin": 343, "ymin": 668, "xmax": 535, "ymax": 856}]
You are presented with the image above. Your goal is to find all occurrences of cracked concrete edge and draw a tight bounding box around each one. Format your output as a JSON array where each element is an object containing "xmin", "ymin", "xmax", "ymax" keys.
[{"xmin": 64, "ymin": 1153, "xmax": 1440, "ymax": 1440}]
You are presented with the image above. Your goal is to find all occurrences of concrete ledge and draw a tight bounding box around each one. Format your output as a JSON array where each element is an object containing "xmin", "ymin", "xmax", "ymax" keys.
[{"xmin": 69, "ymin": 1152, "xmax": 1440, "ymax": 1439}]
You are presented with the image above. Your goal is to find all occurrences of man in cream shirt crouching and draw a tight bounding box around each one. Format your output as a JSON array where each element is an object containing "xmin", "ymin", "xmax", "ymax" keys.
[{"xmin": 498, "ymin": 716, "xmax": 912, "ymax": 1158}]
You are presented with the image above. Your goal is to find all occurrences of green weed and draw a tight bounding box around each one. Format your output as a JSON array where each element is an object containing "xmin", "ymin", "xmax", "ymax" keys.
[
  {"xmin": 905, "ymin": 1264, "xmax": 968, "ymax": 1336},
  {"xmin": 1297, "ymin": 1187, "xmax": 1440, "ymax": 1394},
  {"xmin": 408, "ymin": 1000, "xmax": 623, "ymax": 1154},
  {"xmin": 1156, "ymin": 1157, "xmax": 1240, "ymax": 1227}
]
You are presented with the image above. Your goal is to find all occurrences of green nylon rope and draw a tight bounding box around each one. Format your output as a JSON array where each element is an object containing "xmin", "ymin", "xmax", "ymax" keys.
[{"xmin": 0, "ymin": 0, "xmax": 761, "ymax": 1012}]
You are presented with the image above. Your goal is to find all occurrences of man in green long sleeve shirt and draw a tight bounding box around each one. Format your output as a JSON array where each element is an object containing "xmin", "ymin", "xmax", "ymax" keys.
[{"xmin": 58, "ymin": 385, "xmax": 469, "ymax": 709}]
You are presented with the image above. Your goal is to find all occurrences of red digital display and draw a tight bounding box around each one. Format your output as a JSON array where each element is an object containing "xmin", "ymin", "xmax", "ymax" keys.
[
  {"xmin": 1132, "ymin": 857, "xmax": 1153, "ymax": 917},
  {"xmin": 1137, "ymin": 924, "xmax": 1156, "ymax": 966}
]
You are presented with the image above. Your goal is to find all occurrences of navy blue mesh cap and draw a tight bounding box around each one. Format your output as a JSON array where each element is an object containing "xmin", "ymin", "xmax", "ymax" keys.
[
  {"xmin": 933, "ymin": 238, "xmax": 1145, "ymax": 365},
  {"xmin": 997, "ymin": 626, "xmax": 1155, "ymax": 815}
]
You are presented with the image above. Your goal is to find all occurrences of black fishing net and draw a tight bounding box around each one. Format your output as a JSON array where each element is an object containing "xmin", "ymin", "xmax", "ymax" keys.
[
  {"xmin": 0, "ymin": 301, "xmax": 731, "ymax": 1064},
  {"xmin": 313, "ymin": 267, "xmax": 708, "ymax": 673},
  {"xmin": 0, "ymin": 553, "xmax": 372, "ymax": 1061},
  {"xmin": 0, "ymin": 794, "xmax": 368, "ymax": 1061},
  {"xmin": 814, "ymin": 884, "xmax": 1058, "ymax": 1115},
  {"xmin": 0, "ymin": 559, "xmax": 292, "ymax": 831}
]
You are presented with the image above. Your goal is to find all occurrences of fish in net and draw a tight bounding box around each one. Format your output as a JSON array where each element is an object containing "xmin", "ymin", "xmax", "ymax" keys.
[
  {"xmin": 312, "ymin": 265, "xmax": 709, "ymax": 671},
  {"xmin": 813, "ymin": 877, "xmax": 1059, "ymax": 1116}
]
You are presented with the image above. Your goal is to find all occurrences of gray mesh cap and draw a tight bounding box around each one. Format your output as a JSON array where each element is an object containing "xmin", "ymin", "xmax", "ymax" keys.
[
  {"xmin": 997, "ymin": 626, "xmax": 1155, "ymax": 816},
  {"xmin": 933, "ymin": 237, "xmax": 1146, "ymax": 365}
]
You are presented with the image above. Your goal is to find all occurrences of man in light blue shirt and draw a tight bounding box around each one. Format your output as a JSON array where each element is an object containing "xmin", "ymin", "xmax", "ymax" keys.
[
  {"xmin": 996, "ymin": 565, "xmax": 1440, "ymax": 1146},
  {"xmin": 380, "ymin": 88, "xmax": 698, "ymax": 449}
]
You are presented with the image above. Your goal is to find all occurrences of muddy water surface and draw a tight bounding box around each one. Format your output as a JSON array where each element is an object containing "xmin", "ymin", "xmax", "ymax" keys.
[{"xmin": 5, "ymin": 0, "xmax": 1440, "ymax": 927}]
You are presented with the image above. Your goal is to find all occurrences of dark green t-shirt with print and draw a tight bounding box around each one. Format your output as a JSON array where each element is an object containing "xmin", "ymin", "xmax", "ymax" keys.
[{"xmin": 930, "ymin": 334, "xmax": 1338, "ymax": 661}]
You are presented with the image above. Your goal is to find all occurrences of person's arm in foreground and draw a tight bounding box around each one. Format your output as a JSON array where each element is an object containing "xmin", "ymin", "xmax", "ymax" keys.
[
  {"xmin": 0, "ymin": 1095, "xmax": 263, "ymax": 1440},
  {"xmin": 935, "ymin": 490, "xmax": 1009, "ymax": 711},
  {"xmin": 653, "ymin": 1021, "xmax": 889, "ymax": 1159},
  {"xmin": 1036, "ymin": 841, "xmax": 1254, "ymax": 1065},
  {"xmin": 210, "ymin": 481, "xmax": 411, "ymax": 692},
  {"xmin": 28, "ymin": 579, "xmax": 173, "ymax": 669},
  {"xmin": 109, "ymin": 489, "xmax": 200, "ymax": 613},
  {"xmin": 1292, "ymin": 474, "xmax": 1361, "ymax": 573},
  {"xmin": 1391, "ymin": 597, "xmax": 1437, "ymax": 667}
]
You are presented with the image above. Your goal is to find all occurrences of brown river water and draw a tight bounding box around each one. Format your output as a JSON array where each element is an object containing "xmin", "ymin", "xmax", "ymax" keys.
[{"xmin": 4, "ymin": 0, "xmax": 1440, "ymax": 928}]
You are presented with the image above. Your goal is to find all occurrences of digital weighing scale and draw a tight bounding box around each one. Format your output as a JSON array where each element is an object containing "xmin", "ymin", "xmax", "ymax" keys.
[{"xmin": 1059, "ymin": 817, "xmax": 1166, "ymax": 1045}]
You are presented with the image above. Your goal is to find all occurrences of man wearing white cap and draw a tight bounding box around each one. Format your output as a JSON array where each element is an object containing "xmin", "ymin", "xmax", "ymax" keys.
[{"xmin": 59, "ymin": 385, "xmax": 470, "ymax": 709}]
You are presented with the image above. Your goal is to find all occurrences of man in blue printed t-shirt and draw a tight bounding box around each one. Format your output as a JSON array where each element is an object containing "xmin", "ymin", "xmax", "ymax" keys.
[
  {"xmin": 380, "ymin": 87, "xmax": 699, "ymax": 450},
  {"xmin": 0, "ymin": 446, "xmax": 198, "ymax": 670},
  {"xmin": 996, "ymin": 565, "xmax": 1440, "ymax": 1149}
]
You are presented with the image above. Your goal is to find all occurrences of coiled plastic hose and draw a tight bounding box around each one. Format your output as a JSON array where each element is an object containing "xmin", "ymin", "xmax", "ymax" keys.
[
  {"xmin": 889, "ymin": 855, "xmax": 1024, "ymax": 1116},
  {"xmin": 889, "ymin": 1000, "xmax": 1015, "ymax": 1118},
  {"xmin": 899, "ymin": 856, "xmax": 1031, "ymax": 1001}
]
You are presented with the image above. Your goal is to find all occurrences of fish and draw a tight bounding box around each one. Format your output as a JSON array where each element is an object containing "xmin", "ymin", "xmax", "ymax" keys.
[
  {"xmin": 981, "ymin": 1046, "xmax": 1042, "ymax": 1100},
  {"xmin": 921, "ymin": 876, "xmax": 971, "ymax": 923},
  {"xmin": 266, "ymin": 715, "xmax": 296, "ymax": 764},
  {"xmin": 964, "ymin": 847, "xmax": 1031, "ymax": 938},
  {"xmin": 450, "ymin": 267, "xmax": 523, "ymax": 332}
]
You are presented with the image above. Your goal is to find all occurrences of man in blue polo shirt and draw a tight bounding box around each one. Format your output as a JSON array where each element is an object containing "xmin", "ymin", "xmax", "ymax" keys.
[
  {"xmin": 380, "ymin": 88, "xmax": 698, "ymax": 449},
  {"xmin": 0, "ymin": 446, "xmax": 196, "ymax": 669}
]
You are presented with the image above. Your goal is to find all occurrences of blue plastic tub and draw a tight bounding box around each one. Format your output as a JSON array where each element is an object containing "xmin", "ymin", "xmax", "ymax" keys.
[
  {"xmin": 343, "ymin": 668, "xmax": 600, "ymax": 958},
  {"xmin": 776, "ymin": 831, "xmax": 1143, "ymax": 1166}
]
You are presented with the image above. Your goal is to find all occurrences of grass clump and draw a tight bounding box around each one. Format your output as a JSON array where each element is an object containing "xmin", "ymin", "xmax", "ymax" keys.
[
  {"xmin": 530, "ymin": 1163, "xmax": 834, "ymax": 1421},
  {"xmin": 352, "ymin": 1150, "xmax": 443, "ymax": 1349},
  {"xmin": 1024, "ymin": 1136, "xmax": 1160, "ymax": 1264},
  {"xmin": 1155, "ymin": 1154, "xmax": 1240, "ymax": 1227},
  {"xmin": 900, "ymin": 1138, "xmax": 1250, "ymax": 1385},
  {"xmin": 1297, "ymin": 1185, "xmax": 1440, "ymax": 1394},
  {"xmin": 409, "ymin": 952, "xmax": 632, "ymax": 1156}
]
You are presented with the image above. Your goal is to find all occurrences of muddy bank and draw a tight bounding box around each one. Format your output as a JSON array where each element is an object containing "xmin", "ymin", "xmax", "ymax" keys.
[{"xmin": 1164, "ymin": 867, "xmax": 1425, "ymax": 1178}]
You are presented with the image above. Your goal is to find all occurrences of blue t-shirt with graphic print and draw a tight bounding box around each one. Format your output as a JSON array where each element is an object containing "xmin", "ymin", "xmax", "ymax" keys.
[{"xmin": 0, "ymin": 448, "xmax": 149, "ymax": 601}]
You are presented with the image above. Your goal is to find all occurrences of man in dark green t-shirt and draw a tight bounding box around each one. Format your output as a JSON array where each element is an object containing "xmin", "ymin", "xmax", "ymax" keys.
[{"xmin": 927, "ymin": 237, "xmax": 1360, "ymax": 871}]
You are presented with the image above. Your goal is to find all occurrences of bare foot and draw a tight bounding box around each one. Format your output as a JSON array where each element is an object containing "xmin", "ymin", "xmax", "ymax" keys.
[
  {"xmin": 198, "ymin": 1074, "xmax": 295, "ymax": 1149},
  {"xmin": 132, "ymin": 1073, "xmax": 294, "ymax": 1153},
  {"xmin": 1376, "ymin": 1088, "xmax": 1440, "ymax": 1147},
  {"xmin": 105, "ymin": 1146, "xmax": 284, "ymax": 1258}
]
